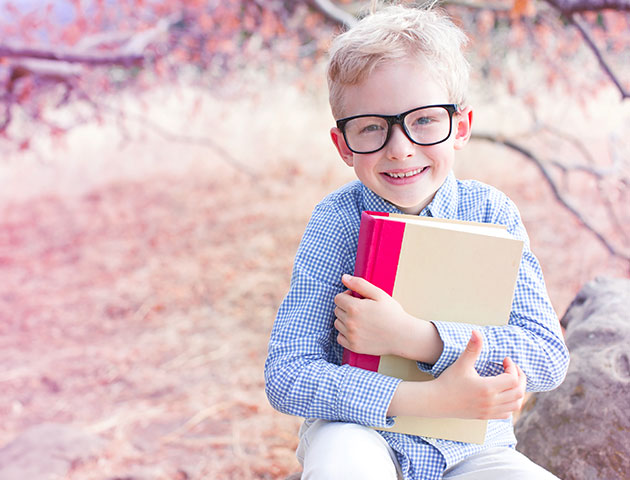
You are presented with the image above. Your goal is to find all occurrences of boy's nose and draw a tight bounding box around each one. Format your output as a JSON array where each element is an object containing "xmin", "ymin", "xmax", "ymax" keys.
[{"xmin": 385, "ymin": 124, "xmax": 415, "ymax": 160}]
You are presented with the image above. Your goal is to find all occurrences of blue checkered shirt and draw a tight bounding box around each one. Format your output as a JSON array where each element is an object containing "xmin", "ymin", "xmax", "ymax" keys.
[{"xmin": 265, "ymin": 172, "xmax": 569, "ymax": 479}]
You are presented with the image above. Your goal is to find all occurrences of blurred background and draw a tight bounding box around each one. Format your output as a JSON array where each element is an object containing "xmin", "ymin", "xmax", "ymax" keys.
[{"xmin": 0, "ymin": 1, "xmax": 628, "ymax": 478}]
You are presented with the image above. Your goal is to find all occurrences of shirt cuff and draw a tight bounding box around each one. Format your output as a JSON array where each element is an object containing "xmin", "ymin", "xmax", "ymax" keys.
[
  {"xmin": 417, "ymin": 321, "xmax": 490, "ymax": 377},
  {"xmin": 336, "ymin": 365, "xmax": 402, "ymax": 428}
]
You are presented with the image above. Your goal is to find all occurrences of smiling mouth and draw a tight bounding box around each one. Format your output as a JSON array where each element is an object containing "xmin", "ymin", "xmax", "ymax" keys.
[{"xmin": 384, "ymin": 166, "xmax": 428, "ymax": 178}]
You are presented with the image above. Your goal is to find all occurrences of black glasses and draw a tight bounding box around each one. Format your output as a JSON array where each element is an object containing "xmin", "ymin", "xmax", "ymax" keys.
[{"xmin": 336, "ymin": 104, "xmax": 459, "ymax": 154}]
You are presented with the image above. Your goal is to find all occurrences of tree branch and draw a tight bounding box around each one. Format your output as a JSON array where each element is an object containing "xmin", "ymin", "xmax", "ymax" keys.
[
  {"xmin": 544, "ymin": 0, "xmax": 630, "ymax": 13},
  {"xmin": 8, "ymin": 59, "xmax": 83, "ymax": 81},
  {"xmin": 443, "ymin": 0, "xmax": 511, "ymax": 11},
  {"xmin": 450, "ymin": 0, "xmax": 630, "ymax": 101},
  {"xmin": 0, "ymin": 93, "xmax": 14, "ymax": 133},
  {"xmin": 0, "ymin": 14, "xmax": 178, "ymax": 67},
  {"xmin": 472, "ymin": 132, "xmax": 629, "ymax": 261},
  {"xmin": 0, "ymin": 42, "xmax": 144, "ymax": 67},
  {"xmin": 308, "ymin": 0, "xmax": 358, "ymax": 28},
  {"xmin": 564, "ymin": 13, "xmax": 630, "ymax": 101},
  {"xmin": 89, "ymin": 101, "xmax": 255, "ymax": 178}
]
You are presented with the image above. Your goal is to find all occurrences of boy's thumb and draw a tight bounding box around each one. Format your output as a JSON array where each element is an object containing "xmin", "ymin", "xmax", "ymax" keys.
[{"xmin": 457, "ymin": 330, "xmax": 483, "ymax": 369}]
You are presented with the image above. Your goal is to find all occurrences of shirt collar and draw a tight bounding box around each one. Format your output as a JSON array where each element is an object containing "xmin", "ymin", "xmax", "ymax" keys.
[{"xmin": 360, "ymin": 171, "xmax": 458, "ymax": 219}]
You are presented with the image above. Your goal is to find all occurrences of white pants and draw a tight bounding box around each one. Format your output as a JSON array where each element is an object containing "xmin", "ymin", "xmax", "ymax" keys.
[{"xmin": 297, "ymin": 419, "xmax": 559, "ymax": 480}]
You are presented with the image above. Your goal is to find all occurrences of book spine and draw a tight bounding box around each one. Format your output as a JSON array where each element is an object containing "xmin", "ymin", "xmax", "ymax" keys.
[
  {"xmin": 342, "ymin": 211, "xmax": 405, "ymax": 371},
  {"xmin": 342, "ymin": 211, "xmax": 382, "ymax": 370}
]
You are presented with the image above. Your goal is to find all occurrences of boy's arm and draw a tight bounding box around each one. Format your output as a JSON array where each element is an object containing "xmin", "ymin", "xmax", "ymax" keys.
[
  {"xmin": 387, "ymin": 331, "xmax": 527, "ymax": 419},
  {"xmin": 333, "ymin": 279, "xmax": 527, "ymax": 420},
  {"xmin": 418, "ymin": 197, "xmax": 570, "ymax": 392},
  {"xmin": 264, "ymin": 204, "xmax": 401, "ymax": 428},
  {"xmin": 333, "ymin": 196, "xmax": 569, "ymax": 394}
]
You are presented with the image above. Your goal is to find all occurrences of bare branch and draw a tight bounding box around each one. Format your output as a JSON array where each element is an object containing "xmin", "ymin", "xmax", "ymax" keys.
[
  {"xmin": 544, "ymin": 0, "xmax": 630, "ymax": 13},
  {"xmin": 0, "ymin": 14, "xmax": 178, "ymax": 67},
  {"xmin": 549, "ymin": 159, "xmax": 620, "ymax": 178},
  {"xmin": 473, "ymin": 132, "xmax": 630, "ymax": 261},
  {"xmin": 0, "ymin": 42, "xmax": 144, "ymax": 67},
  {"xmin": 132, "ymin": 115, "xmax": 255, "ymax": 177},
  {"xmin": 308, "ymin": 0, "xmax": 358, "ymax": 27},
  {"xmin": 538, "ymin": 0, "xmax": 629, "ymax": 100},
  {"xmin": 538, "ymin": 124, "xmax": 597, "ymax": 166},
  {"xmin": 74, "ymin": 30, "xmax": 142, "ymax": 52},
  {"xmin": 9, "ymin": 59, "xmax": 82, "ymax": 80},
  {"xmin": 442, "ymin": 0, "xmax": 511, "ymax": 11},
  {"xmin": 450, "ymin": 0, "xmax": 630, "ymax": 101},
  {"xmin": 90, "ymin": 102, "xmax": 255, "ymax": 178},
  {"xmin": 598, "ymin": 180, "xmax": 630, "ymax": 245},
  {"xmin": 566, "ymin": 14, "xmax": 630, "ymax": 100},
  {"xmin": 535, "ymin": 125, "xmax": 625, "ymax": 178},
  {"xmin": 0, "ymin": 93, "xmax": 14, "ymax": 133}
]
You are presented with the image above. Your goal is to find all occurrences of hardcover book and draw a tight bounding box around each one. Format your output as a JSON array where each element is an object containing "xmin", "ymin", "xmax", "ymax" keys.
[{"xmin": 343, "ymin": 211, "xmax": 524, "ymax": 444}]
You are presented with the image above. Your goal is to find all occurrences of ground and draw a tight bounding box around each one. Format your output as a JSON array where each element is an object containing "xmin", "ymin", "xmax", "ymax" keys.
[{"xmin": 0, "ymin": 85, "xmax": 627, "ymax": 479}]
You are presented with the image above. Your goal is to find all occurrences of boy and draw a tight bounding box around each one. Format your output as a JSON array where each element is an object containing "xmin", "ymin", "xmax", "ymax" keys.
[{"xmin": 265, "ymin": 4, "xmax": 569, "ymax": 479}]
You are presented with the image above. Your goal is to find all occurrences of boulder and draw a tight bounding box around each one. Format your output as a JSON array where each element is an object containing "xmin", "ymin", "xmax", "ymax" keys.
[
  {"xmin": 515, "ymin": 276, "xmax": 630, "ymax": 480},
  {"xmin": 0, "ymin": 423, "xmax": 105, "ymax": 480}
]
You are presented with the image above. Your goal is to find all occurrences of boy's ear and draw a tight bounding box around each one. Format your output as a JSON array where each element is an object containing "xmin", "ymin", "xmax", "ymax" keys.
[
  {"xmin": 330, "ymin": 127, "xmax": 354, "ymax": 167},
  {"xmin": 453, "ymin": 106, "xmax": 473, "ymax": 150}
]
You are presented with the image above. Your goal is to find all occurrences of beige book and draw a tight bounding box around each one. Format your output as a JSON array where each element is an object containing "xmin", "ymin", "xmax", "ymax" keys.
[{"xmin": 344, "ymin": 211, "xmax": 524, "ymax": 444}]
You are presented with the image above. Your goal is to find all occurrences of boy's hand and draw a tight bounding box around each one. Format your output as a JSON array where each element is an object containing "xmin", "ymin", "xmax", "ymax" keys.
[
  {"xmin": 430, "ymin": 331, "xmax": 526, "ymax": 419},
  {"xmin": 334, "ymin": 274, "xmax": 408, "ymax": 357},
  {"xmin": 334, "ymin": 274, "xmax": 443, "ymax": 362}
]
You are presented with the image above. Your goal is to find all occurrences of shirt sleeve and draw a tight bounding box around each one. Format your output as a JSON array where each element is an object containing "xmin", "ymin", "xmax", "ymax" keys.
[
  {"xmin": 418, "ymin": 196, "xmax": 570, "ymax": 392},
  {"xmin": 264, "ymin": 203, "xmax": 402, "ymax": 427}
]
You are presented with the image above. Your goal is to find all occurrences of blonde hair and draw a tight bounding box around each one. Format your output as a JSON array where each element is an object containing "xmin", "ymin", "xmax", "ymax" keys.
[{"xmin": 327, "ymin": 2, "xmax": 470, "ymax": 119}]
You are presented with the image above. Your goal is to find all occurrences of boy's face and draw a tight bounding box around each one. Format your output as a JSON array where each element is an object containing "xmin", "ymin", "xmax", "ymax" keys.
[{"xmin": 330, "ymin": 60, "xmax": 472, "ymax": 215}]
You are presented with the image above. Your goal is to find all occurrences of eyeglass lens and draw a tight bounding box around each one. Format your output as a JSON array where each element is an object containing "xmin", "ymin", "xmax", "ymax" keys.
[{"xmin": 343, "ymin": 106, "xmax": 452, "ymax": 153}]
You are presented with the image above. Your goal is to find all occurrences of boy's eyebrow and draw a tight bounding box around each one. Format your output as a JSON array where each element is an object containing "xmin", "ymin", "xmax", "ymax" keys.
[{"xmin": 338, "ymin": 104, "xmax": 458, "ymax": 120}]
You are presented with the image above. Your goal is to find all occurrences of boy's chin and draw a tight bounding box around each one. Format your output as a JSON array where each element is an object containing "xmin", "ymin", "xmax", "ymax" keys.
[
  {"xmin": 390, "ymin": 201, "xmax": 425, "ymax": 216},
  {"xmin": 386, "ymin": 193, "xmax": 436, "ymax": 215}
]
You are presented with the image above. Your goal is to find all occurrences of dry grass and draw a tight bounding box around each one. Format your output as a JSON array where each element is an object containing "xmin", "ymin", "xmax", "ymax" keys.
[
  {"xmin": 0, "ymin": 79, "xmax": 627, "ymax": 479},
  {"xmin": 0, "ymin": 167, "xmax": 317, "ymax": 478}
]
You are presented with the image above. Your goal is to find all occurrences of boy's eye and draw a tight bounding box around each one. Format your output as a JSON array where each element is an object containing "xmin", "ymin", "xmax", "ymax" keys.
[
  {"xmin": 346, "ymin": 117, "xmax": 387, "ymax": 136},
  {"xmin": 412, "ymin": 115, "xmax": 435, "ymax": 126},
  {"xmin": 406, "ymin": 107, "xmax": 450, "ymax": 131},
  {"xmin": 359, "ymin": 123, "xmax": 385, "ymax": 134}
]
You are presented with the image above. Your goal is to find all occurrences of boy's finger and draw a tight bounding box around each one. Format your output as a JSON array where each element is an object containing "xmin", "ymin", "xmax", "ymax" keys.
[
  {"xmin": 494, "ymin": 371, "xmax": 523, "ymax": 395},
  {"xmin": 494, "ymin": 386, "xmax": 526, "ymax": 414},
  {"xmin": 336, "ymin": 332, "xmax": 349, "ymax": 349},
  {"xmin": 333, "ymin": 305, "xmax": 346, "ymax": 321},
  {"xmin": 341, "ymin": 274, "xmax": 384, "ymax": 300},
  {"xmin": 334, "ymin": 291, "xmax": 349, "ymax": 307},
  {"xmin": 334, "ymin": 289, "xmax": 357, "ymax": 309},
  {"xmin": 334, "ymin": 317, "xmax": 347, "ymax": 336},
  {"xmin": 485, "ymin": 365, "xmax": 522, "ymax": 393},
  {"xmin": 455, "ymin": 330, "xmax": 483, "ymax": 370},
  {"xmin": 502, "ymin": 356, "xmax": 516, "ymax": 375}
]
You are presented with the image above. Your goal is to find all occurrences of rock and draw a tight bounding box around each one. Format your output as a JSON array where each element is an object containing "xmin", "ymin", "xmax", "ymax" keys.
[
  {"xmin": 0, "ymin": 423, "xmax": 105, "ymax": 480},
  {"xmin": 515, "ymin": 276, "xmax": 630, "ymax": 480}
]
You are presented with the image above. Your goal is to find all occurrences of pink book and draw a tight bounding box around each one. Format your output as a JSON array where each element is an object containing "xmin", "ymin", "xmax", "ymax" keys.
[{"xmin": 341, "ymin": 211, "xmax": 405, "ymax": 371}]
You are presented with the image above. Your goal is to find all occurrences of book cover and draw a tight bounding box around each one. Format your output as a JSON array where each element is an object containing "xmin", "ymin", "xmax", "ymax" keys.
[{"xmin": 343, "ymin": 211, "xmax": 524, "ymax": 444}]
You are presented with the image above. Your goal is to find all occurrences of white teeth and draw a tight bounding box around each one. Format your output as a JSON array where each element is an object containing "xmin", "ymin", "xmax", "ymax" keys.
[{"xmin": 386, "ymin": 168, "xmax": 425, "ymax": 178}]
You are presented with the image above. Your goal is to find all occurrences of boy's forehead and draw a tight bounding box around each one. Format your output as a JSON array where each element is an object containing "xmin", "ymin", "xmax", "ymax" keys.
[{"xmin": 338, "ymin": 60, "xmax": 449, "ymax": 117}]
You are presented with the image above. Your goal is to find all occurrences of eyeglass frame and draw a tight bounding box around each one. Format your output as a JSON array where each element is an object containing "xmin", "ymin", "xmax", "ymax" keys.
[{"xmin": 335, "ymin": 103, "xmax": 460, "ymax": 154}]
